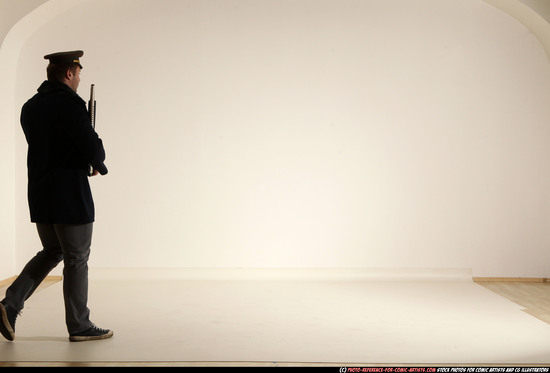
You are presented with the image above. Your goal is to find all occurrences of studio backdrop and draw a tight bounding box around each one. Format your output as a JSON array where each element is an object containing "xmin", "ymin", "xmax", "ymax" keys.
[{"xmin": 5, "ymin": 0, "xmax": 550, "ymax": 277}]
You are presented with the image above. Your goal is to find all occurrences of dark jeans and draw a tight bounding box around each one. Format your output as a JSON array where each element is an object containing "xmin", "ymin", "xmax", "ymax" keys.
[{"xmin": 4, "ymin": 223, "xmax": 94, "ymax": 334}]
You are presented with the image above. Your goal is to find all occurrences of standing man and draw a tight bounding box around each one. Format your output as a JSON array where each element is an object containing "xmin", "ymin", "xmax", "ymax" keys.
[{"xmin": 0, "ymin": 50, "xmax": 113, "ymax": 342}]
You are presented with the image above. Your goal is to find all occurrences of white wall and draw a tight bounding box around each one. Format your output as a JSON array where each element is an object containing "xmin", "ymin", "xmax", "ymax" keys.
[
  {"xmin": 0, "ymin": 0, "xmax": 48, "ymax": 46},
  {"xmin": 521, "ymin": 0, "xmax": 550, "ymax": 22},
  {"xmin": 485, "ymin": 0, "xmax": 550, "ymax": 64},
  {"xmin": 0, "ymin": 0, "xmax": 49, "ymax": 279},
  {"xmin": 6, "ymin": 0, "xmax": 550, "ymax": 278},
  {"xmin": 0, "ymin": 41, "xmax": 15, "ymax": 279}
]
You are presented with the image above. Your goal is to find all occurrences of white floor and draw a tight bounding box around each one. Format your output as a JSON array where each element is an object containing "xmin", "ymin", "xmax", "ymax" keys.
[{"xmin": 1, "ymin": 268, "xmax": 550, "ymax": 366}]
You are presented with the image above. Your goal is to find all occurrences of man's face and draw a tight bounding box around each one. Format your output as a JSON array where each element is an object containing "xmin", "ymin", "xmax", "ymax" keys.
[{"xmin": 67, "ymin": 67, "xmax": 81, "ymax": 92}]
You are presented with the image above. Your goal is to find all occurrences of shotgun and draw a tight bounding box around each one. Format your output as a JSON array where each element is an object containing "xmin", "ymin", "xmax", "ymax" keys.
[
  {"xmin": 87, "ymin": 84, "xmax": 108, "ymax": 175},
  {"xmin": 89, "ymin": 84, "xmax": 96, "ymax": 129}
]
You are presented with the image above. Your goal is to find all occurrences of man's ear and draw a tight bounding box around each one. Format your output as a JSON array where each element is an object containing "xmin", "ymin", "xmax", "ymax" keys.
[{"xmin": 65, "ymin": 69, "xmax": 73, "ymax": 80}]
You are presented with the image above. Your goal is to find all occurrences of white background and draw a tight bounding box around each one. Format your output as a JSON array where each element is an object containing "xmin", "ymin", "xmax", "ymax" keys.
[{"xmin": 2, "ymin": 0, "xmax": 550, "ymax": 278}]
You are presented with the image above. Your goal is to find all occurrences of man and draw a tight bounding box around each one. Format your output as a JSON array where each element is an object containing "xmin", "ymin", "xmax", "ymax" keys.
[{"xmin": 0, "ymin": 50, "xmax": 112, "ymax": 342}]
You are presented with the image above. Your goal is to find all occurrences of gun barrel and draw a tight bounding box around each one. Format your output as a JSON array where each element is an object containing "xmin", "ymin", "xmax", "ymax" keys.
[{"xmin": 89, "ymin": 84, "xmax": 96, "ymax": 128}]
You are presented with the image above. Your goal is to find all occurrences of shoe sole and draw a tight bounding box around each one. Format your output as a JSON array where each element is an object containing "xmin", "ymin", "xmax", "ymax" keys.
[
  {"xmin": 0, "ymin": 303, "xmax": 15, "ymax": 341},
  {"xmin": 69, "ymin": 330, "xmax": 113, "ymax": 342}
]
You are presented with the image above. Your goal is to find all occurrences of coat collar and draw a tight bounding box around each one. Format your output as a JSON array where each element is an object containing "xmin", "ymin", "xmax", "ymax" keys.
[
  {"xmin": 37, "ymin": 80, "xmax": 84, "ymax": 104},
  {"xmin": 37, "ymin": 80, "xmax": 76, "ymax": 95}
]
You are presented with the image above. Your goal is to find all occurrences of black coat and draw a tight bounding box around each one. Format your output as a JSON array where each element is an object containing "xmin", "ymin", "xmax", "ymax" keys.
[{"xmin": 20, "ymin": 80, "xmax": 108, "ymax": 224}]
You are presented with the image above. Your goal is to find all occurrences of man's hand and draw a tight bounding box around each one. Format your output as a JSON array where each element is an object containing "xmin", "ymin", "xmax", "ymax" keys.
[{"xmin": 89, "ymin": 162, "xmax": 107, "ymax": 176}]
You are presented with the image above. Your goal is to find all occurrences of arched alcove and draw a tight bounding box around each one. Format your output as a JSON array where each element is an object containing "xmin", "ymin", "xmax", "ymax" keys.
[{"xmin": 3, "ymin": 0, "xmax": 550, "ymax": 278}]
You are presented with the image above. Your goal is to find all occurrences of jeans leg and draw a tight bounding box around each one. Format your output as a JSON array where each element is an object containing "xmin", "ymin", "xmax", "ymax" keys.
[
  {"xmin": 4, "ymin": 223, "xmax": 63, "ymax": 312},
  {"xmin": 54, "ymin": 223, "xmax": 94, "ymax": 334}
]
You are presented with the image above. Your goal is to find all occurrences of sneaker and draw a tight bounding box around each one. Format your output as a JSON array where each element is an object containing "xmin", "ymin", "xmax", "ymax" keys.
[
  {"xmin": 69, "ymin": 325, "xmax": 113, "ymax": 342},
  {"xmin": 0, "ymin": 301, "xmax": 18, "ymax": 341}
]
